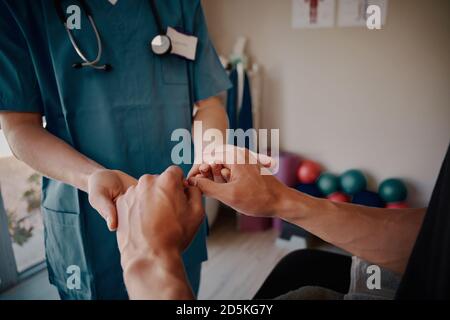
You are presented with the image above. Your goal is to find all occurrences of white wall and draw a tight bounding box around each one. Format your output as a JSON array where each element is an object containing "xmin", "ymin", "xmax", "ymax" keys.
[{"xmin": 203, "ymin": 0, "xmax": 450, "ymax": 207}]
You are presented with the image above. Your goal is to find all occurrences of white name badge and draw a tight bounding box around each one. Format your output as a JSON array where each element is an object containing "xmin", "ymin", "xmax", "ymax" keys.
[{"xmin": 167, "ymin": 27, "xmax": 198, "ymax": 61}]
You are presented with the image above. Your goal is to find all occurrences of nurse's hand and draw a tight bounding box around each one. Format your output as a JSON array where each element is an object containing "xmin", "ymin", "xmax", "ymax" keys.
[{"xmin": 88, "ymin": 169, "xmax": 137, "ymax": 231}]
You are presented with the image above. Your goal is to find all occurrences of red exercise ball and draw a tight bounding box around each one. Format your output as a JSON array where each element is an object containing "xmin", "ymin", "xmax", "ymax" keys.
[
  {"xmin": 297, "ymin": 160, "xmax": 322, "ymax": 184},
  {"xmin": 327, "ymin": 192, "xmax": 350, "ymax": 203},
  {"xmin": 386, "ymin": 202, "xmax": 409, "ymax": 209}
]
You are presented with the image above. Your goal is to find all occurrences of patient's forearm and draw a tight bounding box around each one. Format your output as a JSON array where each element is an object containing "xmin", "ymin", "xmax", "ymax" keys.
[
  {"xmin": 122, "ymin": 250, "xmax": 194, "ymax": 300},
  {"xmin": 1, "ymin": 113, "xmax": 103, "ymax": 192},
  {"xmin": 276, "ymin": 187, "xmax": 426, "ymax": 274}
]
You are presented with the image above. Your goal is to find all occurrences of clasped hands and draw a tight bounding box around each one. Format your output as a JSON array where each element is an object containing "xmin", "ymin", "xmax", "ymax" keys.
[{"xmin": 87, "ymin": 146, "xmax": 282, "ymax": 266}]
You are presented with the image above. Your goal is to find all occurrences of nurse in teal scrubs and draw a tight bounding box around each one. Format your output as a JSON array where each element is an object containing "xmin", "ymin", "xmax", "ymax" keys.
[{"xmin": 0, "ymin": 0, "xmax": 230, "ymax": 299}]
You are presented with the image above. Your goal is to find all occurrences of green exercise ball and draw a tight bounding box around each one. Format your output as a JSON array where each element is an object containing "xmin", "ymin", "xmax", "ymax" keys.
[
  {"xmin": 378, "ymin": 178, "xmax": 407, "ymax": 203},
  {"xmin": 340, "ymin": 169, "xmax": 367, "ymax": 195},
  {"xmin": 317, "ymin": 172, "xmax": 340, "ymax": 196}
]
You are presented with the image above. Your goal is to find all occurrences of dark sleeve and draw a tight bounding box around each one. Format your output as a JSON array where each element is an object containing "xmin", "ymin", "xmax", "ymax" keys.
[
  {"xmin": 396, "ymin": 143, "xmax": 450, "ymax": 299},
  {"xmin": 0, "ymin": 0, "xmax": 43, "ymax": 114}
]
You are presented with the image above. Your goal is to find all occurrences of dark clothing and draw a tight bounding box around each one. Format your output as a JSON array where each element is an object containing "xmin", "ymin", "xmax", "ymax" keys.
[
  {"xmin": 254, "ymin": 249, "xmax": 351, "ymax": 299},
  {"xmin": 396, "ymin": 144, "xmax": 450, "ymax": 299}
]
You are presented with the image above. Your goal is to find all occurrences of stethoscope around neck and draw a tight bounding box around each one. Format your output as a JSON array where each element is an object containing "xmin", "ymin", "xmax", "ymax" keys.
[{"xmin": 53, "ymin": 0, "xmax": 172, "ymax": 72}]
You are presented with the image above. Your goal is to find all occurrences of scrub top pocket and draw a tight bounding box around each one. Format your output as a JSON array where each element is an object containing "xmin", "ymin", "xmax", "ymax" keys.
[
  {"xmin": 161, "ymin": 54, "xmax": 189, "ymax": 85},
  {"xmin": 42, "ymin": 206, "xmax": 93, "ymax": 300}
]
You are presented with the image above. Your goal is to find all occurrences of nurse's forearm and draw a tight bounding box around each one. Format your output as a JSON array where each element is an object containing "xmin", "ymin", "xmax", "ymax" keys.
[
  {"xmin": 0, "ymin": 112, "xmax": 103, "ymax": 192},
  {"xmin": 193, "ymin": 96, "xmax": 228, "ymax": 158}
]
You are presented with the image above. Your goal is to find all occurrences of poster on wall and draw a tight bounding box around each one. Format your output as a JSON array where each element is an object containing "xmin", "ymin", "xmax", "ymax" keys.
[
  {"xmin": 337, "ymin": 0, "xmax": 388, "ymax": 27},
  {"xmin": 292, "ymin": 0, "xmax": 336, "ymax": 29}
]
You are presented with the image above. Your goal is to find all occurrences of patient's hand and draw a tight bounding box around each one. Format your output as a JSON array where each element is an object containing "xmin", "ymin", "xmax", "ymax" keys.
[
  {"xmin": 188, "ymin": 162, "xmax": 230, "ymax": 183},
  {"xmin": 116, "ymin": 166, "xmax": 205, "ymax": 270},
  {"xmin": 189, "ymin": 146, "xmax": 283, "ymax": 217},
  {"xmin": 188, "ymin": 146, "xmax": 274, "ymax": 183}
]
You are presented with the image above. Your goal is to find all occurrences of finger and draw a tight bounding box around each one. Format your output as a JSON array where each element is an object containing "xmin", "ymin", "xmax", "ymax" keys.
[
  {"xmin": 187, "ymin": 164, "xmax": 201, "ymax": 179},
  {"xmin": 185, "ymin": 186, "xmax": 205, "ymax": 234},
  {"xmin": 138, "ymin": 174, "xmax": 156, "ymax": 187},
  {"xmin": 221, "ymin": 168, "xmax": 231, "ymax": 182},
  {"xmin": 186, "ymin": 186, "xmax": 203, "ymax": 213},
  {"xmin": 159, "ymin": 166, "xmax": 185, "ymax": 190},
  {"xmin": 204, "ymin": 145, "xmax": 276, "ymax": 169},
  {"xmin": 115, "ymin": 195, "xmax": 128, "ymax": 231},
  {"xmin": 250, "ymin": 151, "xmax": 276, "ymax": 168},
  {"xmin": 211, "ymin": 162, "xmax": 226, "ymax": 183},
  {"xmin": 199, "ymin": 163, "xmax": 213, "ymax": 180},
  {"xmin": 165, "ymin": 165, "xmax": 185, "ymax": 182},
  {"xmin": 188, "ymin": 176, "xmax": 223, "ymax": 199},
  {"xmin": 90, "ymin": 192, "xmax": 118, "ymax": 231}
]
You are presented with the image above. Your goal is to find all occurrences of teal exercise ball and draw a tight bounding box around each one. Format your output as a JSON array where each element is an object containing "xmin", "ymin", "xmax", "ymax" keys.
[
  {"xmin": 340, "ymin": 169, "xmax": 367, "ymax": 195},
  {"xmin": 378, "ymin": 178, "xmax": 407, "ymax": 203},
  {"xmin": 317, "ymin": 173, "xmax": 340, "ymax": 196}
]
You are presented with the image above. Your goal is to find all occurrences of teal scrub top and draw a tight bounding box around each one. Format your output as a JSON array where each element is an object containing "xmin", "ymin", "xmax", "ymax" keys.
[{"xmin": 0, "ymin": 0, "xmax": 231, "ymax": 299}]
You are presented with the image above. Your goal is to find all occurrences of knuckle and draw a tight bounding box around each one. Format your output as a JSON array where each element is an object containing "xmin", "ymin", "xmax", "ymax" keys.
[
  {"xmin": 124, "ymin": 185, "xmax": 135, "ymax": 197},
  {"xmin": 168, "ymin": 165, "xmax": 183, "ymax": 177},
  {"xmin": 139, "ymin": 174, "xmax": 154, "ymax": 186},
  {"xmin": 161, "ymin": 166, "xmax": 183, "ymax": 185}
]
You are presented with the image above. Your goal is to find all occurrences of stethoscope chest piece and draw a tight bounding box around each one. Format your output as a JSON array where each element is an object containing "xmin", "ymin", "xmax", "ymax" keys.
[{"xmin": 151, "ymin": 34, "xmax": 172, "ymax": 56}]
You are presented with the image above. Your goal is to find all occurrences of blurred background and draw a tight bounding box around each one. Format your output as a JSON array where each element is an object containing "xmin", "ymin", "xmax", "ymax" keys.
[{"xmin": 1, "ymin": 0, "xmax": 449, "ymax": 300}]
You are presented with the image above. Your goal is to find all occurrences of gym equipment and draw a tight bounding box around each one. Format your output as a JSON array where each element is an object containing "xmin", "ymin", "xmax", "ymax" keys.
[
  {"xmin": 340, "ymin": 169, "xmax": 367, "ymax": 195},
  {"xmin": 317, "ymin": 172, "xmax": 340, "ymax": 196},
  {"xmin": 275, "ymin": 152, "xmax": 301, "ymax": 187},
  {"xmin": 352, "ymin": 190, "xmax": 385, "ymax": 208},
  {"xmin": 297, "ymin": 160, "xmax": 322, "ymax": 184},
  {"xmin": 378, "ymin": 178, "xmax": 408, "ymax": 203},
  {"xmin": 386, "ymin": 202, "xmax": 409, "ymax": 209},
  {"xmin": 327, "ymin": 192, "xmax": 350, "ymax": 203},
  {"xmin": 295, "ymin": 184, "xmax": 324, "ymax": 198}
]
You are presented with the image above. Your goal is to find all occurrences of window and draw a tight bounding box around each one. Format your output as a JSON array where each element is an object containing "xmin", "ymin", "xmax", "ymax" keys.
[{"xmin": 0, "ymin": 129, "xmax": 45, "ymax": 291}]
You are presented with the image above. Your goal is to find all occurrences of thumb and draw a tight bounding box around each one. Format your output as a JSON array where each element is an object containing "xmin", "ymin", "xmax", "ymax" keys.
[
  {"xmin": 188, "ymin": 176, "xmax": 222, "ymax": 198},
  {"xmin": 90, "ymin": 192, "xmax": 118, "ymax": 231}
]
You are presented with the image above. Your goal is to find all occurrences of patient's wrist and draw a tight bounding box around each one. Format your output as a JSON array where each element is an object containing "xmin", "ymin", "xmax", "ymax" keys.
[{"xmin": 274, "ymin": 185, "xmax": 310, "ymax": 221}]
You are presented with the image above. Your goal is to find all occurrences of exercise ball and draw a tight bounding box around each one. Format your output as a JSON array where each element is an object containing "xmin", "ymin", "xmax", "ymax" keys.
[
  {"xmin": 386, "ymin": 202, "xmax": 409, "ymax": 209},
  {"xmin": 317, "ymin": 172, "xmax": 340, "ymax": 196},
  {"xmin": 297, "ymin": 160, "xmax": 322, "ymax": 184},
  {"xmin": 295, "ymin": 183, "xmax": 324, "ymax": 198},
  {"xmin": 340, "ymin": 169, "xmax": 367, "ymax": 195},
  {"xmin": 327, "ymin": 192, "xmax": 350, "ymax": 203},
  {"xmin": 275, "ymin": 152, "xmax": 301, "ymax": 187},
  {"xmin": 378, "ymin": 178, "xmax": 407, "ymax": 203},
  {"xmin": 352, "ymin": 190, "xmax": 385, "ymax": 208}
]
